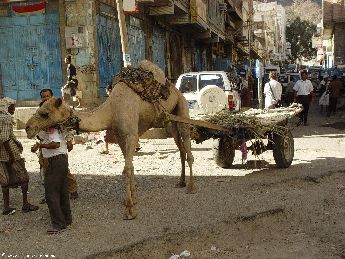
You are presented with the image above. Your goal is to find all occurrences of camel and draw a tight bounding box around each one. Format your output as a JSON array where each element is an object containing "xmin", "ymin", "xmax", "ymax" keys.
[{"xmin": 25, "ymin": 60, "xmax": 195, "ymax": 220}]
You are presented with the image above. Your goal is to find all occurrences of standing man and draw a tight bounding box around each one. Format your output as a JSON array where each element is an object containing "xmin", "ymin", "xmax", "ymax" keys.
[
  {"xmin": 327, "ymin": 75, "xmax": 344, "ymax": 116},
  {"xmin": 263, "ymin": 72, "xmax": 282, "ymax": 109},
  {"xmin": 293, "ymin": 70, "xmax": 313, "ymax": 126},
  {"xmin": 0, "ymin": 97, "xmax": 38, "ymax": 215},
  {"xmin": 61, "ymin": 55, "xmax": 81, "ymax": 107},
  {"xmin": 33, "ymin": 89, "xmax": 79, "ymax": 200},
  {"xmin": 38, "ymin": 119, "xmax": 72, "ymax": 234}
]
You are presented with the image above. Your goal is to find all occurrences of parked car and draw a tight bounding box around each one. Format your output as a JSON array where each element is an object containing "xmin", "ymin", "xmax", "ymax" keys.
[
  {"xmin": 176, "ymin": 71, "xmax": 241, "ymax": 115},
  {"xmin": 308, "ymin": 66, "xmax": 322, "ymax": 80}
]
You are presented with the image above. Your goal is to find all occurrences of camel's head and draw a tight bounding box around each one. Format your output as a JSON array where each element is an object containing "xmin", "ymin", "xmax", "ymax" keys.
[{"xmin": 26, "ymin": 97, "xmax": 71, "ymax": 139}]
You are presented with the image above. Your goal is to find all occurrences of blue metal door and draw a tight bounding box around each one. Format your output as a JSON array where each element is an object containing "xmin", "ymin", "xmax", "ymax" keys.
[
  {"xmin": 0, "ymin": 12, "xmax": 63, "ymax": 100},
  {"xmin": 96, "ymin": 7, "xmax": 122, "ymax": 96},
  {"xmin": 127, "ymin": 16, "xmax": 145, "ymax": 66},
  {"xmin": 194, "ymin": 47, "xmax": 208, "ymax": 71},
  {"xmin": 152, "ymin": 25, "xmax": 166, "ymax": 72}
]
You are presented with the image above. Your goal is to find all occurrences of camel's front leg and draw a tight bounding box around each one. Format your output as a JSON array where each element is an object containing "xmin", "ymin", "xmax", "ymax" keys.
[
  {"xmin": 122, "ymin": 164, "xmax": 137, "ymax": 219},
  {"xmin": 121, "ymin": 136, "xmax": 138, "ymax": 220}
]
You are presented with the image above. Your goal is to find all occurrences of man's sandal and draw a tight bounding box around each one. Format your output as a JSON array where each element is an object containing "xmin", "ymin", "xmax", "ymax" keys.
[
  {"xmin": 2, "ymin": 207, "xmax": 16, "ymax": 215},
  {"xmin": 22, "ymin": 203, "xmax": 39, "ymax": 213}
]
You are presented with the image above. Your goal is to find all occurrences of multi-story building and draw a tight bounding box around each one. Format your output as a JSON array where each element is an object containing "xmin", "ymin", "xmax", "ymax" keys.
[
  {"xmin": 253, "ymin": 1, "xmax": 287, "ymax": 65},
  {"xmin": 323, "ymin": 0, "xmax": 345, "ymax": 67},
  {"xmin": 0, "ymin": 0, "xmax": 261, "ymax": 105}
]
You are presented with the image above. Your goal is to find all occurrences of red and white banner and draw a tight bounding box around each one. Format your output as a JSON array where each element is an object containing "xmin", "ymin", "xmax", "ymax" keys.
[
  {"xmin": 2, "ymin": 0, "xmax": 25, "ymax": 2},
  {"xmin": 12, "ymin": 1, "xmax": 47, "ymax": 16}
]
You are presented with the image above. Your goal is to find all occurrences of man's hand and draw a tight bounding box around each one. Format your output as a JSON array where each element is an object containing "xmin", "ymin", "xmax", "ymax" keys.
[
  {"xmin": 67, "ymin": 141, "xmax": 73, "ymax": 152},
  {"xmin": 31, "ymin": 142, "xmax": 40, "ymax": 153}
]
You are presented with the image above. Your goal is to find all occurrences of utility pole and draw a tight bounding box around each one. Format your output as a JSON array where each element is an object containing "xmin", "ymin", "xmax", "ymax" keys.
[
  {"xmin": 248, "ymin": 0, "xmax": 253, "ymax": 70},
  {"xmin": 116, "ymin": 0, "xmax": 131, "ymax": 67}
]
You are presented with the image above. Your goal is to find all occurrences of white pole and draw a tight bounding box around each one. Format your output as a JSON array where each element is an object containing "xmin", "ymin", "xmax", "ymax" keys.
[
  {"xmin": 258, "ymin": 77, "xmax": 263, "ymax": 109},
  {"xmin": 116, "ymin": 0, "xmax": 131, "ymax": 67}
]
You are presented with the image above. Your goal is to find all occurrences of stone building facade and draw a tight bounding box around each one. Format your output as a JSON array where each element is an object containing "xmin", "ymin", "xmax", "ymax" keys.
[
  {"xmin": 0, "ymin": 0, "xmax": 264, "ymax": 106},
  {"xmin": 323, "ymin": 0, "xmax": 345, "ymax": 66},
  {"xmin": 253, "ymin": 1, "xmax": 287, "ymax": 65}
]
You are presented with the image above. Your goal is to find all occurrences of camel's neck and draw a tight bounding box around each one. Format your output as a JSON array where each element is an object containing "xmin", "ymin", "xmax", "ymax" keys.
[{"xmin": 73, "ymin": 99, "xmax": 113, "ymax": 132}]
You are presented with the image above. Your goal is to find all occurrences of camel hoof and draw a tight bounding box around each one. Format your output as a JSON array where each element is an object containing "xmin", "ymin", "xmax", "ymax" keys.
[
  {"xmin": 175, "ymin": 182, "xmax": 186, "ymax": 188},
  {"xmin": 186, "ymin": 184, "xmax": 197, "ymax": 194},
  {"xmin": 123, "ymin": 209, "xmax": 137, "ymax": 220}
]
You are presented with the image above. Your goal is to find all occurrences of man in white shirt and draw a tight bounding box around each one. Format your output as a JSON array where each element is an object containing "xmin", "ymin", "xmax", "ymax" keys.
[
  {"xmin": 293, "ymin": 70, "xmax": 313, "ymax": 126},
  {"xmin": 264, "ymin": 72, "xmax": 282, "ymax": 109},
  {"xmin": 38, "ymin": 127, "xmax": 72, "ymax": 234}
]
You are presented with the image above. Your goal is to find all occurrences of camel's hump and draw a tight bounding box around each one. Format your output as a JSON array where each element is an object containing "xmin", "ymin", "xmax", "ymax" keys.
[{"xmin": 139, "ymin": 60, "xmax": 165, "ymax": 85}]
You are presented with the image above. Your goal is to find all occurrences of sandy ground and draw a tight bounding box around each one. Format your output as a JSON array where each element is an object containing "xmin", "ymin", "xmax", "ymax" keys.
[{"xmin": 1, "ymin": 100, "xmax": 345, "ymax": 259}]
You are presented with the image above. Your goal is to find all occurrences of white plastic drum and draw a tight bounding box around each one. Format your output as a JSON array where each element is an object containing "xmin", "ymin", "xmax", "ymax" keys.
[{"xmin": 197, "ymin": 85, "xmax": 228, "ymax": 114}]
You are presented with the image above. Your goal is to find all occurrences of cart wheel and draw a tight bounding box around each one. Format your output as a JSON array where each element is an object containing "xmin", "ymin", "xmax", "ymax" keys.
[
  {"xmin": 213, "ymin": 137, "xmax": 235, "ymax": 168},
  {"xmin": 272, "ymin": 130, "xmax": 294, "ymax": 168}
]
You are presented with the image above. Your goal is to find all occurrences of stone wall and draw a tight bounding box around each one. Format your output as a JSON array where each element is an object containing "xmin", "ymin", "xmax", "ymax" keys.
[
  {"xmin": 333, "ymin": 23, "xmax": 345, "ymax": 62},
  {"xmin": 63, "ymin": 0, "xmax": 99, "ymax": 106},
  {"xmin": 333, "ymin": 0, "xmax": 345, "ymax": 21}
]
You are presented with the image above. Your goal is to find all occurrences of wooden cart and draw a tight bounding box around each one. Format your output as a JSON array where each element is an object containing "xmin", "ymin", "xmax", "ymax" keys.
[{"xmin": 163, "ymin": 105, "xmax": 303, "ymax": 169}]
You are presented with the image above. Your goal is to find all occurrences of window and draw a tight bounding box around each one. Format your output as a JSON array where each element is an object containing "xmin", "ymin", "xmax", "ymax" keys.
[
  {"xmin": 179, "ymin": 75, "xmax": 197, "ymax": 93},
  {"xmin": 199, "ymin": 74, "xmax": 224, "ymax": 90}
]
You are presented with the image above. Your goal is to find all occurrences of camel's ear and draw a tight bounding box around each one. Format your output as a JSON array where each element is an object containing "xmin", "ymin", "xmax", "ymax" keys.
[{"xmin": 54, "ymin": 98, "xmax": 63, "ymax": 108}]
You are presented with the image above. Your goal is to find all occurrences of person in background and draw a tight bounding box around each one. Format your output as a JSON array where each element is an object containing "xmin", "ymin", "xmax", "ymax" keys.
[
  {"xmin": 31, "ymin": 89, "xmax": 79, "ymax": 200},
  {"xmin": 319, "ymin": 75, "xmax": 329, "ymax": 96},
  {"xmin": 318, "ymin": 82, "xmax": 330, "ymax": 114},
  {"xmin": 293, "ymin": 70, "xmax": 313, "ymax": 126},
  {"xmin": 327, "ymin": 75, "xmax": 344, "ymax": 117},
  {"xmin": 61, "ymin": 55, "xmax": 81, "ymax": 107},
  {"xmin": 0, "ymin": 97, "xmax": 38, "ymax": 215},
  {"xmin": 37, "ymin": 114, "xmax": 72, "ymax": 234},
  {"xmin": 263, "ymin": 72, "xmax": 282, "ymax": 109},
  {"xmin": 285, "ymin": 77, "xmax": 295, "ymax": 105},
  {"xmin": 241, "ymin": 74, "xmax": 253, "ymax": 110}
]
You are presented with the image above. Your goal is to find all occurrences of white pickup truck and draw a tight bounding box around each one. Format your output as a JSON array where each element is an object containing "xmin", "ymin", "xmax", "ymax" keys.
[{"xmin": 175, "ymin": 71, "xmax": 241, "ymax": 115}]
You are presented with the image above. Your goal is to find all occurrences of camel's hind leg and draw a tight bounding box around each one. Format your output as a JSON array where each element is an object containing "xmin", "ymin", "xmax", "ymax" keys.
[
  {"xmin": 169, "ymin": 121, "xmax": 196, "ymax": 193},
  {"xmin": 169, "ymin": 121, "xmax": 187, "ymax": 188},
  {"xmin": 117, "ymin": 134, "xmax": 138, "ymax": 220},
  {"xmin": 177, "ymin": 122, "xmax": 196, "ymax": 193}
]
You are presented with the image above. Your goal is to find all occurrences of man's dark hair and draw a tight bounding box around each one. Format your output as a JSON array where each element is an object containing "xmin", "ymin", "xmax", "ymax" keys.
[
  {"xmin": 332, "ymin": 75, "xmax": 337, "ymax": 80},
  {"xmin": 300, "ymin": 70, "xmax": 308, "ymax": 76},
  {"xmin": 40, "ymin": 88, "xmax": 53, "ymax": 98},
  {"xmin": 106, "ymin": 84, "xmax": 113, "ymax": 91},
  {"xmin": 65, "ymin": 55, "xmax": 72, "ymax": 62}
]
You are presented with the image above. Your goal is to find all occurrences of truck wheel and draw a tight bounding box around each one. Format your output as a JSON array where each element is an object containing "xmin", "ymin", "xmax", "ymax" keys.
[
  {"xmin": 272, "ymin": 130, "xmax": 294, "ymax": 168},
  {"xmin": 213, "ymin": 137, "xmax": 235, "ymax": 168}
]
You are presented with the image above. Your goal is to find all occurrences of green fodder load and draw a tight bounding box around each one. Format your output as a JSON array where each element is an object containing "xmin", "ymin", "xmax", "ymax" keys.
[{"xmin": 192, "ymin": 105, "xmax": 303, "ymax": 143}]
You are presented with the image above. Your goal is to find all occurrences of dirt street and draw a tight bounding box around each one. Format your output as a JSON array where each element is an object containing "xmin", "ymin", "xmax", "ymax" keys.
[{"xmin": 1, "ymin": 101, "xmax": 345, "ymax": 259}]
